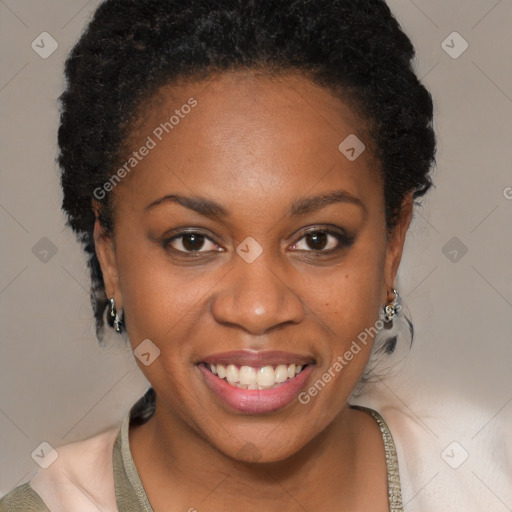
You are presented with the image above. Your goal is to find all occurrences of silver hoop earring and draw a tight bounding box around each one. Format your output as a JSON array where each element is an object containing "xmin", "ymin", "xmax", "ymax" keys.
[
  {"xmin": 382, "ymin": 288, "xmax": 400, "ymax": 323},
  {"xmin": 109, "ymin": 297, "xmax": 123, "ymax": 333}
]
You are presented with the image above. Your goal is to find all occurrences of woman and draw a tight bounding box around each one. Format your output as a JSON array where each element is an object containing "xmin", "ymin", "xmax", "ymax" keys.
[{"xmin": 0, "ymin": 0, "xmax": 435, "ymax": 510}]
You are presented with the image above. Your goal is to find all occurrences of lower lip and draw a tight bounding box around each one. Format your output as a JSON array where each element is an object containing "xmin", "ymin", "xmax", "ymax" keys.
[{"xmin": 198, "ymin": 364, "xmax": 314, "ymax": 414}]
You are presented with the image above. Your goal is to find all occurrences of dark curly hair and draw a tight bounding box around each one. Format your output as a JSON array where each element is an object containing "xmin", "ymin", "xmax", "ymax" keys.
[{"xmin": 58, "ymin": 0, "xmax": 435, "ymax": 418}]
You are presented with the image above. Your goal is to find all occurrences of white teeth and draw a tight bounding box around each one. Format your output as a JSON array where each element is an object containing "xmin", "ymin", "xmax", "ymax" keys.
[
  {"xmin": 206, "ymin": 363, "xmax": 305, "ymax": 389},
  {"xmin": 256, "ymin": 366, "xmax": 275, "ymax": 387},
  {"xmin": 239, "ymin": 366, "xmax": 257, "ymax": 386},
  {"xmin": 225, "ymin": 364, "xmax": 239, "ymax": 383},
  {"xmin": 274, "ymin": 364, "xmax": 288, "ymax": 382}
]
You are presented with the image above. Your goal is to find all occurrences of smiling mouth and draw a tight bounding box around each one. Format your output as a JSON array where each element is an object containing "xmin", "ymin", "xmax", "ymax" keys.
[{"xmin": 200, "ymin": 362, "xmax": 309, "ymax": 390}]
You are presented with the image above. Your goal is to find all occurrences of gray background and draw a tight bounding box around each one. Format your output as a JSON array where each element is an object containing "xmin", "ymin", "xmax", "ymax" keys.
[{"xmin": 1, "ymin": 0, "xmax": 511, "ymax": 508}]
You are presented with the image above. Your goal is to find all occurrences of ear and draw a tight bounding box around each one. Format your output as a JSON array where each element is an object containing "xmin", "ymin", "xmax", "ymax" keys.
[
  {"xmin": 382, "ymin": 192, "xmax": 414, "ymax": 304},
  {"xmin": 92, "ymin": 200, "xmax": 121, "ymax": 305}
]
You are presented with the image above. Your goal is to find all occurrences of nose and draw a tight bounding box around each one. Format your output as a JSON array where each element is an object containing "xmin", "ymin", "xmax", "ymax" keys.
[{"xmin": 210, "ymin": 250, "xmax": 305, "ymax": 335}]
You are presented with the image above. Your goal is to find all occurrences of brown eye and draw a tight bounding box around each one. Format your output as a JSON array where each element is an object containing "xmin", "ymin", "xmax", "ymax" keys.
[
  {"xmin": 304, "ymin": 231, "xmax": 329, "ymax": 250},
  {"xmin": 164, "ymin": 232, "xmax": 221, "ymax": 253},
  {"xmin": 290, "ymin": 228, "xmax": 354, "ymax": 253}
]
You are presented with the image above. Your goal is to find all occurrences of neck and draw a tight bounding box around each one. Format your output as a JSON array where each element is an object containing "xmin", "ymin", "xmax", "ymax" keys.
[{"xmin": 129, "ymin": 397, "xmax": 375, "ymax": 511}]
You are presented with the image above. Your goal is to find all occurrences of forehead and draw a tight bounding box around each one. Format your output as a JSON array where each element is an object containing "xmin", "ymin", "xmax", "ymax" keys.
[{"xmin": 114, "ymin": 70, "xmax": 382, "ymax": 214}]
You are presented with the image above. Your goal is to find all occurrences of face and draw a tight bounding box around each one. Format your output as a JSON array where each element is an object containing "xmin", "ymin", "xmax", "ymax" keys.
[{"xmin": 94, "ymin": 71, "xmax": 412, "ymax": 463}]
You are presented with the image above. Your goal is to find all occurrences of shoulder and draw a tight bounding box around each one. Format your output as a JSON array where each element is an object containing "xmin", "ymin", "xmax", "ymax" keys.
[
  {"xmin": 2, "ymin": 423, "xmax": 121, "ymax": 512},
  {"xmin": 0, "ymin": 483, "xmax": 50, "ymax": 512},
  {"xmin": 32, "ymin": 424, "xmax": 120, "ymax": 512},
  {"xmin": 363, "ymin": 398, "xmax": 512, "ymax": 511}
]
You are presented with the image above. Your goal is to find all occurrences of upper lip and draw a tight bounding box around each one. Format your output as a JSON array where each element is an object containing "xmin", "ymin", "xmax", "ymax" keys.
[{"xmin": 200, "ymin": 350, "xmax": 315, "ymax": 367}]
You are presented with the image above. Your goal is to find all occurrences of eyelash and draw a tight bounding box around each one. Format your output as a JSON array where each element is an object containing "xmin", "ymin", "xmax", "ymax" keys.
[{"xmin": 162, "ymin": 227, "xmax": 355, "ymax": 257}]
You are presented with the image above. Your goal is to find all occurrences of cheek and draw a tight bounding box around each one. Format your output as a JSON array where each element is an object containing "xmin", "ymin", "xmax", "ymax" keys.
[
  {"xmin": 307, "ymin": 240, "xmax": 386, "ymax": 383},
  {"xmin": 115, "ymin": 234, "xmax": 239, "ymax": 390},
  {"xmin": 117, "ymin": 249, "xmax": 204, "ymax": 347},
  {"xmin": 115, "ymin": 244, "xmax": 212, "ymax": 415},
  {"xmin": 314, "ymin": 243, "xmax": 385, "ymax": 332}
]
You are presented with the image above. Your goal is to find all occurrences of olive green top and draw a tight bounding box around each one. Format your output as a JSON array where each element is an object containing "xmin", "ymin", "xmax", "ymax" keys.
[{"xmin": 0, "ymin": 404, "xmax": 403, "ymax": 511}]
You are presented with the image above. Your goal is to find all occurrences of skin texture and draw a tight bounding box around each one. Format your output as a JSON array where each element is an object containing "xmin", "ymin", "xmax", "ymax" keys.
[{"xmin": 94, "ymin": 70, "xmax": 413, "ymax": 511}]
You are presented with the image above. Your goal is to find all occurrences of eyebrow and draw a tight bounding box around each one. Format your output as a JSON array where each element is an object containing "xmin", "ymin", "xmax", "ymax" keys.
[{"xmin": 144, "ymin": 189, "xmax": 367, "ymax": 219}]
